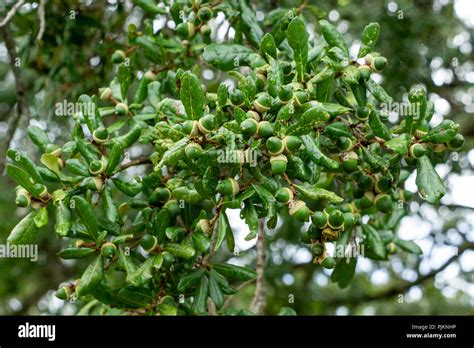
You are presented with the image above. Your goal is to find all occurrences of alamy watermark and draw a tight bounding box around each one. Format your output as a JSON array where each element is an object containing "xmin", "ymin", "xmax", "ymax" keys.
[
  {"xmin": 380, "ymin": 101, "xmax": 420, "ymax": 118},
  {"xmin": 55, "ymin": 99, "xmax": 95, "ymax": 117},
  {"xmin": 217, "ymin": 148, "xmax": 258, "ymax": 167},
  {"xmin": 0, "ymin": 243, "xmax": 38, "ymax": 262}
]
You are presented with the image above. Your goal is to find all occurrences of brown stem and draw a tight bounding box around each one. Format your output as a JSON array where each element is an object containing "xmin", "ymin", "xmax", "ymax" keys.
[
  {"xmin": 117, "ymin": 157, "xmax": 152, "ymax": 172},
  {"xmin": 250, "ymin": 218, "xmax": 267, "ymax": 315}
]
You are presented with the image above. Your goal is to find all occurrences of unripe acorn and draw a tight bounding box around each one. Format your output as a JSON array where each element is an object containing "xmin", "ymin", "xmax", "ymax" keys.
[
  {"xmin": 307, "ymin": 224, "xmax": 322, "ymax": 239},
  {"xmin": 55, "ymin": 285, "xmax": 72, "ymax": 301},
  {"xmin": 387, "ymin": 242, "xmax": 397, "ymax": 254},
  {"xmin": 360, "ymin": 191, "xmax": 374, "ymax": 210},
  {"xmin": 101, "ymin": 242, "xmax": 117, "ymax": 258},
  {"xmin": 200, "ymin": 24, "xmax": 211, "ymax": 36},
  {"xmin": 198, "ymin": 114, "xmax": 216, "ymax": 134},
  {"xmin": 311, "ymin": 243, "xmax": 325, "ymax": 257},
  {"xmin": 258, "ymin": 121, "xmax": 274, "ymax": 138},
  {"xmin": 140, "ymin": 234, "xmax": 158, "ymax": 252},
  {"xmin": 162, "ymin": 251, "xmax": 176, "ymax": 269},
  {"xmin": 246, "ymin": 110, "xmax": 260, "ymax": 122},
  {"xmin": 321, "ymin": 256, "xmax": 336, "ymax": 269},
  {"xmin": 322, "ymin": 227, "xmax": 339, "ymax": 241},
  {"xmin": 375, "ymin": 176, "xmax": 391, "ymax": 193},
  {"xmin": 343, "ymin": 212, "xmax": 355, "ymax": 230},
  {"xmin": 432, "ymin": 143, "xmax": 447, "ymax": 161},
  {"xmin": 253, "ymin": 93, "xmax": 272, "ymax": 113},
  {"xmin": 283, "ymin": 135, "xmax": 302, "ymax": 152},
  {"xmin": 217, "ymin": 178, "xmax": 240, "ymax": 196},
  {"xmin": 115, "ymin": 102, "xmax": 128, "ymax": 116},
  {"xmin": 288, "ymin": 200, "xmax": 310, "ymax": 222},
  {"xmin": 275, "ymin": 187, "xmax": 293, "ymax": 204},
  {"xmin": 447, "ymin": 133, "xmax": 464, "ymax": 150},
  {"xmin": 337, "ymin": 136, "xmax": 353, "ymax": 152},
  {"xmin": 409, "ymin": 143, "xmax": 426, "ymax": 159},
  {"xmin": 371, "ymin": 56, "xmax": 387, "ymax": 72},
  {"xmin": 312, "ymin": 211, "xmax": 327, "ymax": 229},
  {"xmin": 89, "ymin": 160, "xmax": 104, "ymax": 176},
  {"xmin": 155, "ymin": 187, "xmax": 171, "ymax": 202},
  {"xmin": 164, "ymin": 199, "xmax": 180, "ymax": 216},
  {"xmin": 230, "ymin": 89, "xmax": 245, "ymax": 106},
  {"xmin": 358, "ymin": 65, "xmax": 371, "ymax": 80},
  {"xmin": 185, "ymin": 142, "xmax": 203, "ymax": 160},
  {"xmin": 15, "ymin": 189, "xmax": 30, "ymax": 208},
  {"xmin": 99, "ymin": 87, "xmax": 112, "ymax": 100},
  {"xmin": 399, "ymin": 189, "xmax": 414, "ymax": 202},
  {"xmin": 293, "ymin": 91, "xmax": 308, "ymax": 106},
  {"xmin": 196, "ymin": 219, "xmax": 212, "ymax": 235},
  {"xmin": 93, "ymin": 127, "xmax": 109, "ymax": 143},
  {"xmin": 270, "ymin": 154, "xmax": 288, "ymax": 175},
  {"xmin": 197, "ymin": 7, "xmax": 213, "ymax": 21},
  {"xmin": 176, "ymin": 22, "xmax": 195, "ymax": 39},
  {"xmin": 356, "ymin": 106, "xmax": 370, "ymax": 120},
  {"xmin": 342, "ymin": 151, "xmax": 359, "ymax": 173},
  {"xmin": 328, "ymin": 210, "xmax": 344, "ymax": 230},
  {"xmin": 375, "ymin": 193, "xmax": 392, "ymax": 213},
  {"xmin": 415, "ymin": 120, "xmax": 430, "ymax": 139},
  {"xmin": 357, "ymin": 173, "xmax": 375, "ymax": 191},
  {"xmin": 278, "ymin": 84, "xmax": 293, "ymax": 103},
  {"xmin": 111, "ymin": 49, "xmax": 126, "ymax": 63},
  {"xmin": 240, "ymin": 118, "xmax": 258, "ymax": 138},
  {"xmin": 266, "ymin": 136, "xmax": 284, "ymax": 156}
]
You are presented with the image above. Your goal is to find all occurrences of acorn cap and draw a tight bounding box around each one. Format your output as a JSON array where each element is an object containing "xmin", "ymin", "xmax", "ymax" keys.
[
  {"xmin": 447, "ymin": 133, "xmax": 464, "ymax": 150},
  {"xmin": 360, "ymin": 191, "xmax": 374, "ymax": 210},
  {"xmin": 288, "ymin": 200, "xmax": 310, "ymax": 222},
  {"xmin": 217, "ymin": 178, "xmax": 240, "ymax": 196},
  {"xmin": 198, "ymin": 114, "xmax": 216, "ymax": 134},
  {"xmin": 321, "ymin": 256, "xmax": 336, "ymax": 269},
  {"xmin": 196, "ymin": 219, "xmax": 212, "ymax": 235},
  {"xmin": 99, "ymin": 87, "xmax": 112, "ymax": 100},
  {"xmin": 240, "ymin": 118, "xmax": 258, "ymax": 138},
  {"xmin": 140, "ymin": 235, "xmax": 158, "ymax": 252},
  {"xmin": 375, "ymin": 193, "xmax": 392, "ymax": 213},
  {"xmin": 328, "ymin": 210, "xmax": 344, "ymax": 230},
  {"xmin": 337, "ymin": 137, "xmax": 353, "ymax": 151},
  {"xmin": 275, "ymin": 187, "xmax": 293, "ymax": 204},
  {"xmin": 93, "ymin": 127, "xmax": 109, "ymax": 143},
  {"xmin": 89, "ymin": 160, "xmax": 104, "ymax": 176},
  {"xmin": 358, "ymin": 65, "xmax": 371, "ymax": 80},
  {"xmin": 257, "ymin": 121, "xmax": 274, "ymax": 138},
  {"xmin": 321, "ymin": 227, "xmax": 339, "ymax": 241},
  {"xmin": 311, "ymin": 243, "xmax": 325, "ymax": 257},
  {"xmin": 270, "ymin": 154, "xmax": 287, "ymax": 175},
  {"xmin": 185, "ymin": 142, "xmax": 203, "ymax": 160},
  {"xmin": 254, "ymin": 93, "xmax": 272, "ymax": 113},
  {"xmin": 115, "ymin": 103, "xmax": 128, "ymax": 116},
  {"xmin": 246, "ymin": 110, "xmax": 260, "ymax": 122},
  {"xmin": 101, "ymin": 242, "xmax": 117, "ymax": 258},
  {"xmin": 197, "ymin": 7, "xmax": 213, "ymax": 21},
  {"xmin": 375, "ymin": 176, "xmax": 392, "ymax": 193},
  {"xmin": 409, "ymin": 143, "xmax": 426, "ymax": 159},
  {"xmin": 266, "ymin": 136, "xmax": 284, "ymax": 156},
  {"xmin": 414, "ymin": 120, "xmax": 430, "ymax": 139}
]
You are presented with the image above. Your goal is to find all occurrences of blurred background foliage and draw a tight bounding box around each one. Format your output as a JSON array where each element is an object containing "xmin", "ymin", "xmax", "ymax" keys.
[{"xmin": 0, "ymin": 0, "xmax": 473, "ymax": 315}]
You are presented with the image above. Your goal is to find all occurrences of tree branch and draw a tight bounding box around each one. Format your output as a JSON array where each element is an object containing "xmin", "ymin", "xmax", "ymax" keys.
[
  {"xmin": 117, "ymin": 157, "xmax": 152, "ymax": 172},
  {"xmin": 0, "ymin": 0, "xmax": 25, "ymax": 28},
  {"xmin": 36, "ymin": 0, "xmax": 46, "ymax": 42},
  {"xmin": 250, "ymin": 218, "xmax": 267, "ymax": 315}
]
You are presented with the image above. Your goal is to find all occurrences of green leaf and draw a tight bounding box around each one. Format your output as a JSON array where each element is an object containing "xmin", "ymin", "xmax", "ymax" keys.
[
  {"xmin": 105, "ymin": 143, "xmax": 123, "ymax": 175},
  {"xmin": 76, "ymin": 255, "xmax": 104, "ymax": 297},
  {"xmin": 259, "ymin": 33, "xmax": 277, "ymax": 61},
  {"xmin": 394, "ymin": 238, "xmax": 423, "ymax": 255},
  {"xmin": 239, "ymin": 0, "xmax": 264, "ymax": 47},
  {"xmin": 40, "ymin": 153, "xmax": 60, "ymax": 176},
  {"xmin": 213, "ymin": 263, "xmax": 257, "ymax": 281},
  {"xmin": 203, "ymin": 44, "xmax": 255, "ymax": 71},
  {"xmin": 365, "ymin": 78, "xmax": 393, "ymax": 104},
  {"xmin": 384, "ymin": 134, "xmax": 410, "ymax": 155},
  {"xmin": 6, "ymin": 149, "xmax": 43, "ymax": 184},
  {"xmin": 72, "ymin": 196, "xmax": 99, "ymax": 241},
  {"xmin": 293, "ymin": 184, "xmax": 343, "ymax": 203},
  {"xmin": 287, "ymin": 106, "xmax": 330, "ymax": 135},
  {"xmin": 192, "ymin": 276, "xmax": 208, "ymax": 313},
  {"xmin": 319, "ymin": 20, "xmax": 349, "ymax": 58},
  {"xmin": 118, "ymin": 248, "xmax": 138, "ymax": 278},
  {"xmin": 178, "ymin": 268, "xmax": 206, "ymax": 292},
  {"xmin": 215, "ymin": 210, "xmax": 230, "ymax": 252},
  {"xmin": 242, "ymin": 200, "xmax": 258, "ymax": 241},
  {"xmin": 127, "ymin": 256, "xmax": 156, "ymax": 286},
  {"xmin": 7, "ymin": 211, "xmax": 39, "ymax": 245},
  {"xmin": 208, "ymin": 272, "xmax": 224, "ymax": 308},
  {"xmin": 301, "ymin": 134, "xmax": 339, "ymax": 170},
  {"xmin": 165, "ymin": 243, "xmax": 196, "ymax": 260},
  {"xmin": 154, "ymin": 138, "xmax": 189, "ymax": 171},
  {"xmin": 6, "ymin": 164, "xmax": 43, "ymax": 197},
  {"xmin": 368, "ymin": 109, "xmax": 391, "ymax": 140},
  {"xmin": 331, "ymin": 257, "xmax": 357, "ymax": 288},
  {"xmin": 361, "ymin": 224, "xmax": 387, "ymax": 260},
  {"xmin": 117, "ymin": 64, "xmax": 131, "ymax": 99},
  {"xmin": 180, "ymin": 72, "xmax": 205, "ymax": 120},
  {"xmin": 287, "ymin": 17, "xmax": 308, "ymax": 82},
  {"xmin": 358, "ymin": 22, "xmax": 380, "ymax": 58},
  {"xmin": 27, "ymin": 125, "xmax": 50, "ymax": 152},
  {"xmin": 54, "ymin": 200, "xmax": 71, "ymax": 237},
  {"xmin": 416, "ymin": 155, "xmax": 446, "ymax": 204},
  {"xmin": 34, "ymin": 206, "xmax": 49, "ymax": 228},
  {"xmin": 102, "ymin": 185, "xmax": 121, "ymax": 225},
  {"xmin": 58, "ymin": 247, "xmax": 96, "ymax": 259},
  {"xmin": 278, "ymin": 307, "xmax": 297, "ymax": 315}
]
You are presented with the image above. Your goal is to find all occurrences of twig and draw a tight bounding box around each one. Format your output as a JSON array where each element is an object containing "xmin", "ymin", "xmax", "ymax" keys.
[
  {"xmin": 0, "ymin": 24, "xmax": 29, "ymax": 171},
  {"xmin": 117, "ymin": 157, "xmax": 152, "ymax": 172},
  {"xmin": 250, "ymin": 218, "xmax": 267, "ymax": 315},
  {"xmin": 222, "ymin": 279, "xmax": 255, "ymax": 309},
  {"xmin": 36, "ymin": 0, "xmax": 46, "ymax": 42},
  {"xmin": 0, "ymin": 0, "xmax": 25, "ymax": 28}
]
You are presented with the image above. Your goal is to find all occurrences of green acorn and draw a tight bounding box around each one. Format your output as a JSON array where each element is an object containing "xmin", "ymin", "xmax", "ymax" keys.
[
  {"xmin": 322, "ymin": 227, "xmax": 339, "ymax": 241},
  {"xmin": 399, "ymin": 189, "xmax": 413, "ymax": 202},
  {"xmin": 357, "ymin": 173, "xmax": 375, "ymax": 191},
  {"xmin": 115, "ymin": 102, "xmax": 128, "ymax": 116},
  {"xmin": 253, "ymin": 93, "xmax": 272, "ymax": 113},
  {"xmin": 278, "ymin": 84, "xmax": 293, "ymax": 103},
  {"xmin": 217, "ymin": 178, "xmax": 240, "ymax": 196},
  {"xmin": 246, "ymin": 110, "xmax": 260, "ymax": 121},
  {"xmin": 386, "ymin": 242, "xmax": 397, "ymax": 254},
  {"xmin": 230, "ymin": 89, "xmax": 245, "ymax": 106},
  {"xmin": 356, "ymin": 106, "xmax": 370, "ymax": 120},
  {"xmin": 409, "ymin": 143, "xmax": 426, "ymax": 159},
  {"xmin": 185, "ymin": 142, "xmax": 203, "ymax": 160},
  {"xmin": 275, "ymin": 187, "xmax": 293, "ymax": 204},
  {"xmin": 257, "ymin": 121, "xmax": 274, "ymax": 138},
  {"xmin": 266, "ymin": 136, "xmax": 284, "ymax": 156},
  {"xmin": 101, "ymin": 242, "xmax": 117, "ymax": 258},
  {"xmin": 289, "ymin": 200, "xmax": 310, "ymax": 222},
  {"xmin": 140, "ymin": 234, "xmax": 158, "ymax": 252},
  {"xmin": 15, "ymin": 188, "xmax": 30, "ymax": 208},
  {"xmin": 99, "ymin": 87, "xmax": 112, "ymax": 101},
  {"xmin": 358, "ymin": 65, "xmax": 371, "ymax": 80},
  {"xmin": 312, "ymin": 211, "xmax": 327, "ymax": 229},
  {"xmin": 360, "ymin": 191, "xmax": 375, "ymax": 210},
  {"xmin": 196, "ymin": 218, "xmax": 212, "ymax": 235},
  {"xmin": 197, "ymin": 7, "xmax": 213, "ymax": 21},
  {"xmin": 300, "ymin": 232, "xmax": 312, "ymax": 244},
  {"xmin": 283, "ymin": 135, "xmax": 302, "ymax": 152},
  {"xmin": 375, "ymin": 175, "xmax": 392, "ymax": 193},
  {"xmin": 200, "ymin": 24, "xmax": 212, "ymax": 37},
  {"xmin": 164, "ymin": 199, "xmax": 180, "ymax": 216},
  {"xmin": 432, "ymin": 143, "xmax": 447, "ymax": 160},
  {"xmin": 321, "ymin": 256, "xmax": 336, "ymax": 269},
  {"xmin": 337, "ymin": 137, "xmax": 353, "ymax": 151},
  {"xmin": 93, "ymin": 127, "xmax": 109, "ymax": 144},
  {"xmin": 374, "ymin": 193, "xmax": 392, "ymax": 213},
  {"xmin": 343, "ymin": 212, "xmax": 355, "ymax": 230},
  {"xmin": 55, "ymin": 285, "xmax": 72, "ymax": 301},
  {"xmin": 311, "ymin": 243, "xmax": 325, "ymax": 257},
  {"xmin": 293, "ymin": 91, "xmax": 308, "ymax": 107},
  {"xmin": 198, "ymin": 114, "xmax": 216, "ymax": 134},
  {"xmin": 240, "ymin": 118, "xmax": 258, "ymax": 138},
  {"xmin": 155, "ymin": 187, "xmax": 171, "ymax": 202},
  {"xmin": 111, "ymin": 49, "xmax": 126, "ymax": 63},
  {"xmin": 371, "ymin": 56, "xmax": 387, "ymax": 71},
  {"xmin": 447, "ymin": 133, "xmax": 465, "ymax": 150},
  {"xmin": 328, "ymin": 210, "xmax": 344, "ymax": 230},
  {"xmin": 414, "ymin": 120, "xmax": 430, "ymax": 139},
  {"xmin": 342, "ymin": 151, "xmax": 359, "ymax": 173},
  {"xmin": 89, "ymin": 160, "xmax": 104, "ymax": 176},
  {"xmin": 270, "ymin": 154, "xmax": 287, "ymax": 175},
  {"xmin": 176, "ymin": 22, "xmax": 195, "ymax": 39},
  {"xmin": 307, "ymin": 224, "xmax": 322, "ymax": 239}
]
